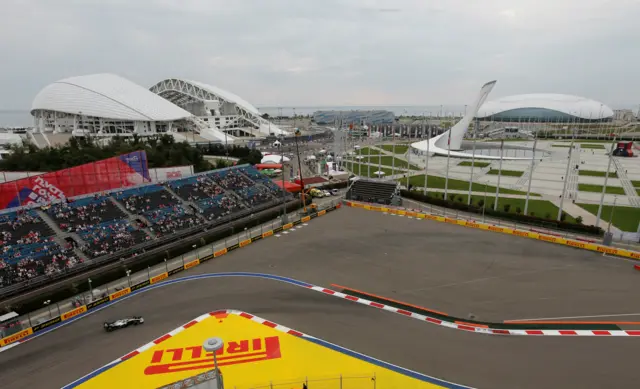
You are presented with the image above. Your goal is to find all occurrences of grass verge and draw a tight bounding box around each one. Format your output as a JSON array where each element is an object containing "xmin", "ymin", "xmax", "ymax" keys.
[
  {"xmin": 487, "ymin": 169, "xmax": 524, "ymax": 177},
  {"xmin": 379, "ymin": 144, "xmax": 409, "ymax": 154},
  {"xmin": 578, "ymin": 204, "xmax": 640, "ymax": 232},
  {"xmin": 402, "ymin": 174, "xmax": 538, "ymax": 196},
  {"xmin": 578, "ymin": 170, "xmax": 618, "ymax": 178},
  {"xmin": 458, "ymin": 161, "xmax": 491, "ymax": 168},
  {"xmin": 578, "ymin": 184, "xmax": 626, "ymax": 195}
]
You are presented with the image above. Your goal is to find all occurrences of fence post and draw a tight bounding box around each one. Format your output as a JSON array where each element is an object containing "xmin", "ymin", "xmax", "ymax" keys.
[
  {"xmin": 27, "ymin": 313, "xmax": 32, "ymax": 328},
  {"xmin": 340, "ymin": 374, "xmax": 343, "ymax": 389},
  {"xmin": 56, "ymin": 302, "xmax": 61, "ymax": 316}
]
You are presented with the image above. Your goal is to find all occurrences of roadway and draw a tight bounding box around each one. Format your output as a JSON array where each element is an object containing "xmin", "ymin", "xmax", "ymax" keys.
[{"xmin": 2, "ymin": 207, "xmax": 640, "ymax": 389}]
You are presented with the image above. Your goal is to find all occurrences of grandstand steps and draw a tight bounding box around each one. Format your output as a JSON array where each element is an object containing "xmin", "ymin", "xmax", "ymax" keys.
[
  {"xmin": 107, "ymin": 197, "xmax": 156, "ymax": 238},
  {"xmin": 33, "ymin": 209, "xmax": 89, "ymax": 260},
  {"xmin": 238, "ymin": 170, "xmax": 280, "ymax": 203},
  {"xmin": 161, "ymin": 186, "xmax": 207, "ymax": 221},
  {"xmin": 34, "ymin": 209, "xmax": 66, "ymax": 237},
  {"xmin": 163, "ymin": 185, "xmax": 189, "ymax": 204}
]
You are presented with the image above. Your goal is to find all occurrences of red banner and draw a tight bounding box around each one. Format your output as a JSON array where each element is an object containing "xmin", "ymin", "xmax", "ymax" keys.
[{"xmin": 0, "ymin": 151, "xmax": 149, "ymax": 210}]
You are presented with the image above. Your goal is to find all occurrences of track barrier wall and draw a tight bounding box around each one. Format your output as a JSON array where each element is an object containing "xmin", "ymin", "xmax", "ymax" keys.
[
  {"xmin": 0, "ymin": 204, "xmax": 341, "ymax": 349},
  {"xmin": 344, "ymin": 201, "xmax": 640, "ymax": 261}
]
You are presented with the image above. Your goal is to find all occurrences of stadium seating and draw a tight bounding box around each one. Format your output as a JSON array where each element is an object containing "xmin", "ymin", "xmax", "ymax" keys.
[
  {"xmin": 0, "ymin": 210, "xmax": 80, "ymax": 287},
  {"xmin": 46, "ymin": 195, "xmax": 148, "ymax": 258},
  {"xmin": 115, "ymin": 185, "xmax": 200, "ymax": 237},
  {"xmin": 0, "ymin": 165, "xmax": 289, "ymax": 288},
  {"xmin": 346, "ymin": 179, "xmax": 400, "ymax": 205},
  {"xmin": 168, "ymin": 176, "xmax": 225, "ymax": 202}
]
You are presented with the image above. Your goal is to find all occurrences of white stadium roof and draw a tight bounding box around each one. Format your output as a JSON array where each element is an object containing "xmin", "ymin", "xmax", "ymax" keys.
[
  {"xmin": 186, "ymin": 80, "xmax": 261, "ymax": 116},
  {"xmin": 477, "ymin": 93, "xmax": 614, "ymax": 120},
  {"xmin": 31, "ymin": 74, "xmax": 192, "ymax": 121}
]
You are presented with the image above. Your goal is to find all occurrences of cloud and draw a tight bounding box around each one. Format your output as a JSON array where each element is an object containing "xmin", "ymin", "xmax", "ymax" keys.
[{"xmin": 0, "ymin": 0, "xmax": 638, "ymax": 110}]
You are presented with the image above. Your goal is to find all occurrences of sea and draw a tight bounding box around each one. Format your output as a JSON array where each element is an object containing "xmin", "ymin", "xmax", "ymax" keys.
[{"xmin": 0, "ymin": 106, "xmax": 469, "ymax": 127}]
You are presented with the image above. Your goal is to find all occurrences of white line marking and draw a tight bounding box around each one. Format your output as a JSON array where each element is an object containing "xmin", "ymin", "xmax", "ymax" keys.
[{"xmin": 508, "ymin": 313, "xmax": 640, "ymax": 322}]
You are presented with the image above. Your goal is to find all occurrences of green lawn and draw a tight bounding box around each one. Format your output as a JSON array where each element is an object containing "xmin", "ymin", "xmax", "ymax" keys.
[
  {"xmin": 357, "ymin": 147, "xmax": 381, "ymax": 155},
  {"xmin": 487, "ymin": 169, "xmax": 524, "ymax": 177},
  {"xmin": 632, "ymin": 180, "xmax": 640, "ymax": 187},
  {"xmin": 380, "ymin": 144, "xmax": 409, "ymax": 154},
  {"xmin": 580, "ymin": 144, "xmax": 605, "ymax": 149},
  {"xmin": 360, "ymin": 155, "xmax": 420, "ymax": 170},
  {"xmin": 345, "ymin": 161, "xmax": 394, "ymax": 177},
  {"xmin": 402, "ymin": 174, "xmax": 538, "ymax": 196},
  {"xmin": 578, "ymin": 184, "xmax": 626, "ymax": 195},
  {"xmin": 578, "ymin": 170, "xmax": 618, "ymax": 178},
  {"xmin": 458, "ymin": 161, "xmax": 491, "ymax": 168},
  {"xmin": 551, "ymin": 144, "xmax": 572, "ymax": 148},
  {"xmin": 419, "ymin": 192, "xmax": 572, "ymax": 220},
  {"xmin": 578, "ymin": 204, "xmax": 640, "ymax": 232}
]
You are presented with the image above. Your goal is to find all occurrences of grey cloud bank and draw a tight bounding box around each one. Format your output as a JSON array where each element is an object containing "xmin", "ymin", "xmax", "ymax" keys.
[{"xmin": 0, "ymin": 0, "xmax": 638, "ymax": 110}]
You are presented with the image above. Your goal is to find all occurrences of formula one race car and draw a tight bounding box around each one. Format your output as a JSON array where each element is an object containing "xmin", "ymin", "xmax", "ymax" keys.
[{"xmin": 104, "ymin": 316, "xmax": 144, "ymax": 332}]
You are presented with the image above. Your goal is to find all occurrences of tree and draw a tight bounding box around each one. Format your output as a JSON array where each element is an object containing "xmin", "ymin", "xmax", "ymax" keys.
[
  {"xmin": 560, "ymin": 212, "xmax": 568, "ymax": 222},
  {"xmin": 515, "ymin": 207, "xmax": 522, "ymax": 214},
  {"xmin": 477, "ymin": 199, "xmax": 485, "ymax": 208},
  {"xmin": 545, "ymin": 212, "xmax": 552, "ymax": 219},
  {"xmin": 261, "ymin": 113, "xmax": 270, "ymax": 119},
  {"xmin": 503, "ymin": 203, "xmax": 511, "ymax": 213},
  {"xmin": 576, "ymin": 216, "xmax": 583, "ymax": 224}
]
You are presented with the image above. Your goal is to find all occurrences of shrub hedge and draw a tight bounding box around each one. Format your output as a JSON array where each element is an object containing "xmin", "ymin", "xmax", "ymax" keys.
[{"xmin": 401, "ymin": 190, "xmax": 604, "ymax": 236}]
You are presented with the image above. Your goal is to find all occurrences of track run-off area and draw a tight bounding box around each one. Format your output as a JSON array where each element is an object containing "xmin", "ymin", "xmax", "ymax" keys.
[{"xmin": 2, "ymin": 205, "xmax": 640, "ymax": 389}]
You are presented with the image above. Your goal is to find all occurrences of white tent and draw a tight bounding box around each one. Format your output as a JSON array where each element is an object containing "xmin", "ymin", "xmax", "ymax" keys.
[{"xmin": 261, "ymin": 155, "xmax": 290, "ymax": 164}]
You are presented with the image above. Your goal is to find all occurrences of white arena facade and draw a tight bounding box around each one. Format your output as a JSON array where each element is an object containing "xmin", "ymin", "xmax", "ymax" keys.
[
  {"xmin": 411, "ymin": 83, "xmax": 615, "ymax": 160},
  {"xmin": 30, "ymin": 73, "xmax": 288, "ymax": 145},
  {"xmin": 477, "ymin": 94, "xmax": 614, "ymax": 123}
]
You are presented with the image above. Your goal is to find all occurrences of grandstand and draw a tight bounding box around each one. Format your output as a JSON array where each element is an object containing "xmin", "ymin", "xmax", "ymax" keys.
[
  {"xmin": 0, "ymin": 165, "xmax": 289, "ymax": 289},
  {"xmin": 346, "ymin": 179, "xmax": 401, "ymax": 206}
]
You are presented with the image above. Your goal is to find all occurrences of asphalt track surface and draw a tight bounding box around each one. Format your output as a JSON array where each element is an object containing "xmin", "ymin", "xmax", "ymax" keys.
[{"xmin": 2, "ymin": 207, "xmax": 640, "ymax": 389}]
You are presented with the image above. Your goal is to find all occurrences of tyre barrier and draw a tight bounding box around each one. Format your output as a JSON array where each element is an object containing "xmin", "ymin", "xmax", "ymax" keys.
[
  {"xmin": 344, "ymin": 201, "xmax": 640, "ymax": 261},
  {"xmin": 0, "ymin": 204, "xmax": 341, "ymax": 350}
]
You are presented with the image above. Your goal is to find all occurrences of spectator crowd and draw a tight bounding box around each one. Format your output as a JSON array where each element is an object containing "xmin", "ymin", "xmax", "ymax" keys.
[{"xmin": 0, "ymin": 165, "xmax": 283, "ymax": 288}]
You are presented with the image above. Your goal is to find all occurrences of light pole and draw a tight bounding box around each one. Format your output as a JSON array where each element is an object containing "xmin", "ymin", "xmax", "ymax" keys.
[
  {"xmin": 126, "ymin": 270, "xmax": 132, "ymax": 288},
  {"xmin": 164, "ymin": 258, "xmax": 168, "ymax": 273},
  {"xmin": 294, "ymin": 128, "xmax": 307, "ymax": 213},
  {"xmin": 88, "ymin": 278, "xmax": 93, "ymax": 301},
  {"xmin": 607, "ymin": 196, "xmax": 617, "ymax": 234},
  {"xmin": 203, "ymin": 337, "xmax": 224, "ymax": 389}
]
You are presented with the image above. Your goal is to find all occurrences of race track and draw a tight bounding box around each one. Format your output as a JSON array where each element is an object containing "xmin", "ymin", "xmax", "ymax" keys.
[{"xmin": 2, "ymin": 207, "xmax": 640, "ymax": 389}]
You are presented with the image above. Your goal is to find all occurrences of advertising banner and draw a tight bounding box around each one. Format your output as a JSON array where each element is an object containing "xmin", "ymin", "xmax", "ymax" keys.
[
  {"xmin": 109, "ymin": 287, "xmax": 131, "ymax": 301},
  {"xmin": 150, "ymin": 273, "xmax": 168, "ymax": 285},
  {"xmin": 61, "ymin": 306, "xmax": 87, "ymax": 321},
  {"xmin": 32, "ymin": 317, "xmax": 61, "ymax": 333},
  {"xmin": 86, "ymin": 296, "xmax": 110, "ymax": 310},
  {"xmin": 1, "ymin": 328, "xmax": 32, "ymax": 346},
  {"xmin": 132, "ymin": 280, "xmax": 151, "ymax": 291},
  {"xmin": 0, "ymin": 151, "xmax": 150, "ymax": 210}
]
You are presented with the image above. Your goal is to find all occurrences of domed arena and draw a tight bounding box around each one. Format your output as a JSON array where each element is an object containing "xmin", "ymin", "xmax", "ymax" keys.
[{"xmin": 476, "ymin": 93, "xmax": 614, "ymax": 122}]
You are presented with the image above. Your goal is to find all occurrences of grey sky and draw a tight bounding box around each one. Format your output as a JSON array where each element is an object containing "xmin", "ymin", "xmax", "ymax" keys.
[{"xmin": 1, "ymin": 0, "xmax": 639, "ymax": 110}]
